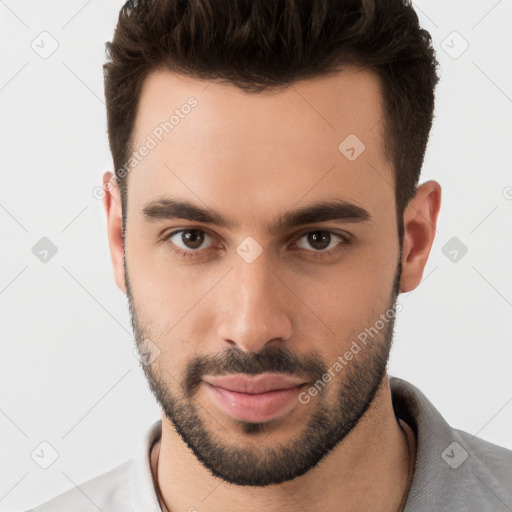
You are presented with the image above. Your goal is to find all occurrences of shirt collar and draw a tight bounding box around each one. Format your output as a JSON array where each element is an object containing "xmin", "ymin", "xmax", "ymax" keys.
[{"xmin": 129, "ymin": 418, "xmax": 163, "ymax": 512}]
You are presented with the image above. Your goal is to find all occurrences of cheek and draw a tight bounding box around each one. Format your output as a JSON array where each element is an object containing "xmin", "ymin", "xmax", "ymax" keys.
[
  {"xmin": 126, "ymin": 241, "xmax": 224, "ymax": 361},
  {"xmin": 295, "ymin": 244, "xmax": 398, "ymax": 349},
  {"xmin": 125, "ymin": 255, "xmax": 183, "ymax": 347}
]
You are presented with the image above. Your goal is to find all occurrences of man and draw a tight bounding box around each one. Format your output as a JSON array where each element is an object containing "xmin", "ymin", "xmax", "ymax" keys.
[{"xmin": 27, "ymin": 0, "xmax": 512, "ymax": 511}]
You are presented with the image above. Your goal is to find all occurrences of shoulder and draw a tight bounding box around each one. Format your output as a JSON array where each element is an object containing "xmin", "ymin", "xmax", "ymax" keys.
[
  {"xmin": 390, "ymin": 376, "xmax": 512, "ymax": 511},
  {"xmin": 24, "ymin": 419, "xmax": 162, "ymax": 512},
  {"xmin": 457, "ymin": 427, "xmax": 512, "ymax": 467},
  {"xmin": 455, "ymin": 427, "xmax": 512, "ymax": 491},
  {"xmin": 24, "ymin": 459, "xmax": 133, "ymax": 512},
  {"xmin": 432, "ymin": 429, "xmax": 512, "ymax": 510}
]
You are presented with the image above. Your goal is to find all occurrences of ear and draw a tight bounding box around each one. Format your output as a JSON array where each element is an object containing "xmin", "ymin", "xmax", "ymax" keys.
[
  {"xmin": 102, "ymin": 171, "xmax": 127, "ymax": 294},
  {"xmin": 399, "ymin": 180, "xmax": 442, "ymax": 293}
]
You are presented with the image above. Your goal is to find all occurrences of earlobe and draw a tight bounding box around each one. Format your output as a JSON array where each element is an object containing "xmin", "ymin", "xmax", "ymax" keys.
[
  {"xmin": 102, "ymin": 171, "xmax": 127, "ymax": 294},
  {"xmin": 399, "ymin": 180, "xmax": 442, "ymax": 293}
]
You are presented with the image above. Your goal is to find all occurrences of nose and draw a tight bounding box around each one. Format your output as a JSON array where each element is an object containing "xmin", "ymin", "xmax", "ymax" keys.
[{"xmin": 215, "ymin": 250, "xmax": 293, "ymax": 353}]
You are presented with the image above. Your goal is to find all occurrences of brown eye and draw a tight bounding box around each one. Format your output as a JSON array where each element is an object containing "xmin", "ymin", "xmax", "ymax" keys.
[
  {"xmin": 167, "ymin": 229, "xmax": 213, "ymax": 253},
  {"xmin": 295, "ymin": 231, "xmax": 345, "ymax": 252},
  {"xmin": 181, "ymin": 229, "xmax": 205, "ymax": 249}
]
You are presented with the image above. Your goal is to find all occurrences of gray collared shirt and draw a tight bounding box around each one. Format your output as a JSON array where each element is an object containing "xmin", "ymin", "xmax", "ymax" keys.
[{"xmin": 25, "ymin": 377, "xmax": 512, "ymax": 511}]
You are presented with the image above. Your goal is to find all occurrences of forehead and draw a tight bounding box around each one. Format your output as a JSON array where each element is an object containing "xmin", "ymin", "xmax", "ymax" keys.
[{"xmin": 127, "ymin": 67, "xmax": 395, "ymax": 228}]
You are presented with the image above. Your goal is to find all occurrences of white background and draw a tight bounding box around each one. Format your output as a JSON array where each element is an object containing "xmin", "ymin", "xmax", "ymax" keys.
[{"xmin": 1, "ymin": 1, "xmax": 511, "ymax": 510}]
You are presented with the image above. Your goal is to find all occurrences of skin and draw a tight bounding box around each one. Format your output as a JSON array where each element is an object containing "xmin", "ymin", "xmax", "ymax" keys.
[{"xmin": 103, "ymin": 66, "xmax": 441, "ymax": 511}]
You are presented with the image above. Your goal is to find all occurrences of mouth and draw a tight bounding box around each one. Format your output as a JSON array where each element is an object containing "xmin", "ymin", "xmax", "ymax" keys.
[
  {"xmin": 202, "ymin": 373, "xmax": 309, "ymax": 423},
  {"xmin": 203, "ymin": 373, "xmax": 308, "ymax": 394}
]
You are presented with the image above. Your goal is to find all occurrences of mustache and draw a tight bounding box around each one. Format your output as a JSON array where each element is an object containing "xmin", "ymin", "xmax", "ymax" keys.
[{"xmin": 182, "ymin": 344, "xmax": 327, "ymax": 398}]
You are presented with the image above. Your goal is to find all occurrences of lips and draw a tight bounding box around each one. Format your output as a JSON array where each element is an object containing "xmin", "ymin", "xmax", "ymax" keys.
[
  {"xmin": 202, "ymin": 374, "xmax": 309, "ymax": 423},
  {"xmin": 203, "ymin": 373, "xmax": 307, "ymax": 394}
]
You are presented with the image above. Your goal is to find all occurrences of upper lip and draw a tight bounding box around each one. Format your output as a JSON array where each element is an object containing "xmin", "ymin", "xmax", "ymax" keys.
[{"xmin": 203, "ymin": 373, "xmax": 308, "ymax": 394}]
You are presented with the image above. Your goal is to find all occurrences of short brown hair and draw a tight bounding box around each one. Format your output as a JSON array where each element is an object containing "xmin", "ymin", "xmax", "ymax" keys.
[{"xmin": 103, "ymin": 0, "xmax": 439, "ymax": 242}]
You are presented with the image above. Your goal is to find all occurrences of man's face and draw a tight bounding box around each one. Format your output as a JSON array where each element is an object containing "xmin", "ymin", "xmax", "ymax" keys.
[{"xmin": 123, "ymin": 67, "xmax": 401, "ymax": 486}]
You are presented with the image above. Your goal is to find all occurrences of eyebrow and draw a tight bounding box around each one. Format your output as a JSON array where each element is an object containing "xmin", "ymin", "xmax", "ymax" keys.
[{"xmin": 142, "ymin": 197, "xmax": 371, "ymax": 233}]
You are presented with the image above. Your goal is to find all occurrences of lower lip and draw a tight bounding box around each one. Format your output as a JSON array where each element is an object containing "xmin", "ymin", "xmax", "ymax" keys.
[{"xmin": 203, "ymin": 382, "xmax": 307, "ymax": 423}]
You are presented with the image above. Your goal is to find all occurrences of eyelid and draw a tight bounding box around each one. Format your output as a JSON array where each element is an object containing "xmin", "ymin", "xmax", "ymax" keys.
[
  {"xmin": 292, "ymin": 227, "xmax": 351, "ymax": 241},
  {"xmin": 291, "ymin": 230, "xmax": 351, "ymax": 258},
  {"xmin": 164, "ymin": 227, "xmax": 350, "ymax": 244},
  {"xmin": 164, "ymin": 227, "xmax": 219, "ymax": 250},
  {"xmin": 294, "ymin": 230, "xmax": 347, "ymax": 245},
  {"xmin": 163, "ymin": 226, "xmax": 351, "ymax": 259}
]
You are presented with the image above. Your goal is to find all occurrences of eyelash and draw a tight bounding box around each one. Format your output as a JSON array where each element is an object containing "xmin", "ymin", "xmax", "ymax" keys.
[{"xmin": 163, "ymin": 228, "xmax": 351, "ymax": 260}]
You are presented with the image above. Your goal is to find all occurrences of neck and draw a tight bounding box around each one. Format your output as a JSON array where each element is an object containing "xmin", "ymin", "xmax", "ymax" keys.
[{"xmin": 152, "ymin": 374, "xmax": 415, "ymax": 512}]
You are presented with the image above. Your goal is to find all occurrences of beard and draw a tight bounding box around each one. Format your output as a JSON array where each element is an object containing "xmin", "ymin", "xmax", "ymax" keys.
[{"xmin": 126, "ymin": 257, "xmax": 402, "ymax": 487}]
